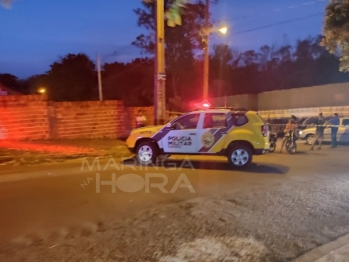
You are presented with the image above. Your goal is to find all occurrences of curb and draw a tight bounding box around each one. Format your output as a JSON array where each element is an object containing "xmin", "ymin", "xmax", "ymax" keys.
[{"xmin": 292, "ymin": 233, "xmax": 349, "ymax": 262}]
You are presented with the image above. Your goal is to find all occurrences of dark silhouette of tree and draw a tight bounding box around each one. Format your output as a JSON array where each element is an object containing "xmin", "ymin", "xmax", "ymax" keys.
[
  {"xmin": 45, "ymin": 53, "xmax": 97, "ymax": 101},
  {"xmin": 5, "ymin": 34, "xmax": 349, "ymax": 105},
  {"xmin": 102, "ymin": 58, "xmax": 154, "ymax": 106},
  {"xmin": 0, "ymin": 73, "xmax": 19, "ymax": 90}
]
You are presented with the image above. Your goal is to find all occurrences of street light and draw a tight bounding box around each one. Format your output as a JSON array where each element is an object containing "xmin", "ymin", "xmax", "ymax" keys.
[
  {"xmin": 202, "ymin": 22, "xmax": 228, "ymax": 101},
  {"xmin": 218, "ymin": 26, "xmax": 228, "ymax": 35},
  {"xmin": 38, "ymin": 87, "xmax": 46, "ymax": 94}
]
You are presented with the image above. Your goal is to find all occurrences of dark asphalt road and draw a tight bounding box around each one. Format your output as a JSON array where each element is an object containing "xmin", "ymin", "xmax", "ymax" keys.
[{"xmin": 1, "ymin": 143, "xmax": 349, "ymax": 261}]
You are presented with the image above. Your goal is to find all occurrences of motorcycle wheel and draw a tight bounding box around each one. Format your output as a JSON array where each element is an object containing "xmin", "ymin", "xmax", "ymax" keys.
[
  {"xmin": 269, "ymin": 142, "xmax": 276, "ymax": 153},
  {"xmin": 285, "ymin": 140, "xmax": 296, "ymax": 154}
]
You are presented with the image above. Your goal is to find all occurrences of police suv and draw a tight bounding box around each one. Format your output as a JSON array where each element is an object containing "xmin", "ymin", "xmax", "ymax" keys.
[{"xmin": 126, "ymin": 108, "xmax": 270, "ymax": 169}]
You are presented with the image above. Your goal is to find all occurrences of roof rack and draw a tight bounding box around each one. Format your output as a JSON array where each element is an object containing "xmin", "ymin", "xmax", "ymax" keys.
[
  {"xmin": 192, "ymin": 107, "xmax": 248, "ymax": 112},
  {"xmin": 210, "ymin": 107, "xmax": 248, "ymax": 111}
]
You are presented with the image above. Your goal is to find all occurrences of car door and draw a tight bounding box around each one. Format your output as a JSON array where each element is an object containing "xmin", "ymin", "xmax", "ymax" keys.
[
  {"xmin": 161, "ymin": 113, "xmax": 200, "ymax": 154},
  {"xmin": 339, "ymin": 119, "xmax": 349, "ymax": 142},
  {"xmin": 322, "ymin": 117, "xmax": 332, "ymax": 141},
  {"xmin": 196, "ymin": 112, "xmax": 232, "ymax": 153}
]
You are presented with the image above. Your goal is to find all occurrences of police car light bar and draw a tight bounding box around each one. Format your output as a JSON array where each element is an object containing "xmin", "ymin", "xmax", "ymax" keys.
[{"xmin": 202, "ymin": 102, "xmax": 211, "ymax": 108}]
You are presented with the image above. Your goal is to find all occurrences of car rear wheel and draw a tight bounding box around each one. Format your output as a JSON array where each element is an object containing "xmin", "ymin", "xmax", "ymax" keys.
[
  {"xmin": 228, "ymin": 144, "xmax": 252, "ymax": 169},
  {"xmin": 305, "ymin": 134, "xmax": 314, "ymax": 145},
  {"xmin": 136, "ymin": 141, "xmax": 158, "ymax": 165}
]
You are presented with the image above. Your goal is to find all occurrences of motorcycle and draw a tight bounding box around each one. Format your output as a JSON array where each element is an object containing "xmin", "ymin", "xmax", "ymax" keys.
[
  {"xmin": 269, "ymin": 133, "xmax": 277, "ymax": 153},
  {"xmin": 284, "ymin": 130, "xmax": 297, "ymax": 154}
]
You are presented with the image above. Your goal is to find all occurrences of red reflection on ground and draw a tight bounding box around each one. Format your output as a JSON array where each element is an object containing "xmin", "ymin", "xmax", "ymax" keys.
[{"xmin": 0, "ymin": 141, "xmax": 96, "ymax": 154}]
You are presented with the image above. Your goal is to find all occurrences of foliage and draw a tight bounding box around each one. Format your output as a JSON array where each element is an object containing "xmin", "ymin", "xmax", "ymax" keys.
[
  {"xmin": 102, "ymin": 58, "xmax": 154, "ymax": 106},
  {"xmin": 44, "ymin": 53, "xmax": 97, "ymax": 101},
  {"xmin": 209, "ymin": 36, "xmax": 349, "ymax": 97},
  {"xmin": 321, "ymin": 0, "xmax": 349, "ymax": 71},
  {"xmin": 0, "ymin": 73, "xmax": 19, "ymax": 90},
  {"xmin": 3, "ymin": 36, "xmax": 349, "ymax": 106}
]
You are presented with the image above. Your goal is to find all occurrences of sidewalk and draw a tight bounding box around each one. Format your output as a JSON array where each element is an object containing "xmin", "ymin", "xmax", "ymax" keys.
[{"xmin": 293, "ymin": 233, "xmax": 349, "ymax": 262}]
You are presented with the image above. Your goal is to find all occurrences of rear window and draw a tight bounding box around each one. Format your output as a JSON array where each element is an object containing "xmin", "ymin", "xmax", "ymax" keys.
[
  {"xmin": 342, "ymin": 119, "xmax": 349, "ymax": 126},
  {"xmin": 232, "ymin": 114, "xmax": 248, "ymax": 126},
  {"xmin": 203, "ymin": 113, "xmax": 227, "ymax": 128}
]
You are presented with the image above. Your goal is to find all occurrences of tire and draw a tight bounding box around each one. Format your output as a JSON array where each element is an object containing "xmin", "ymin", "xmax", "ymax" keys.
[
  {"xmin": 227, "ymin": 144, "xmax": 252, "ymax": 169},
  {"xmin": 135, "ymin": 141, "xmax": 159, "ymax": 165},
  {"xmin": 269, "ymin": 142, "xmax": 276, "ymax": 153},
  {"xmin": 285, "ymin": 140, "xmax": 296, "ymax": 154},
  {"xmin": 305, "ymin": 134, "xmax": 314, "ymax": 145}
]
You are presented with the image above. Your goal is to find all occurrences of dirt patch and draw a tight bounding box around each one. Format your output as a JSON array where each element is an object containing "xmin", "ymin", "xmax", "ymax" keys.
[{"xmin": 0, "ymin": 139, "xmax": 132, "ymax": 166}]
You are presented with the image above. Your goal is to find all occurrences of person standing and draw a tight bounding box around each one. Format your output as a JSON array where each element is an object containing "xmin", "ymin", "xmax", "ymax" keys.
[
  {"xmin": 136, "ymin": 110, "xmax": 147, "ymax": 128},
  {"xmin": 328, "ymin": 113, "xmax": 340, "ymax": 148},
  {"xmin": 310, "ymin": 113, "xmax": 325, "ymax": 150}
]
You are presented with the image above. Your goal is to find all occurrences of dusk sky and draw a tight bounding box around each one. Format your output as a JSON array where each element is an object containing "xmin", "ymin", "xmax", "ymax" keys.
[{"xmin": 0, "ymin": 0, "xmax": 327, "ymax": 79}]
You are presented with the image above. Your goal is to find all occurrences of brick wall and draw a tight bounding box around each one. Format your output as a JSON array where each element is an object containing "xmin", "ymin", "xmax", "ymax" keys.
[
  {"xmin": 51, "ymin": 100, "xmax": 125, "ymax": 139},
  {"xmin": 0, "ymin": 95, "xmax": 49, "ymax": 140},
  {"xmin": 0, "ymin": 95, "xmax": 155, "ymax": 141}
]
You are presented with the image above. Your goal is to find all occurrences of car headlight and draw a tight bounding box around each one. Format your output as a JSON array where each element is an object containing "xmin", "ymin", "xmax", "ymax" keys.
[{"xmin": 299, "ymin": 131, "xmax": 303, "ymax": 135}]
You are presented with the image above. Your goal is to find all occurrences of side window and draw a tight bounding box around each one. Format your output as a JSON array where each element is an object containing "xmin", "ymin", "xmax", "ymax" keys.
[
  {"xmin": 203, "ymin": 113, "xmax": 227, "ymax": 128},
  {"xmin": 232, "ymin": 114, "xmax": 248, "ymax": 126},
  {"xmin": 342, "ymin": 119, "xmax": 349, "ymax": 126},
  {"xmin": 172, "ymin": 114, "xmax": 199, "ymax": 129}
]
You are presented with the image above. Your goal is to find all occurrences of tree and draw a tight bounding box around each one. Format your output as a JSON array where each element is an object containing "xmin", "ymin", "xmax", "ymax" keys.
[
  {"xmin": 21, "ymin": 74, "xmax": 50, "ymax": 95},
  {"xmin": 321, "ymin": 0, "xmax": 349, "ymax": 71},
  {"xmin": 45, "ymin": 53, "xmax": 97, "ymax": 101},
  {"xmin": 0, "ymin": 73, "xmax": 19, "ymax": 90},
  {"xmin": 102, "ymin": 58, "xmax": 154, "ymax": 106}
]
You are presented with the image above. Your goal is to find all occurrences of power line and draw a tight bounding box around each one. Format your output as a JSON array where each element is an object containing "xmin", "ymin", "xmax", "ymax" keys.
[
  {"xmin": 230, "ymin": 13, "xmax": 324, "ymax": 36},
  {"xmin": 216, "ymin": 0, "xmax": 326, "ymax": 25},
  {"xmin": 101, "ymin": 45, "xmax": 139, "ymax": 59}
]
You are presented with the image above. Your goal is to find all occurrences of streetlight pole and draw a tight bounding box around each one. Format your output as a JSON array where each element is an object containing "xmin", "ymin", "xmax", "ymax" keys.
[
  {"xmin": 203, "ymin": 0, "xmax": 210, "ymax": 101},
  {"xmin": 154, "ymin": 0, "xmax": 166, "ymax": 125},
  {"xmin": 97, "ymin": 53, "xmax": 103, "ymax": 101}
]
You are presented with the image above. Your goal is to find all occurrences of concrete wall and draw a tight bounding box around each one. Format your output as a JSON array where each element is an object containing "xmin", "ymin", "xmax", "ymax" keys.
[
  {"xmin": 211, "ymin": 82, "xmax": 349, "ymax": 116},
  {"xmin": 258, "ymin": 106, "xmax": 349, "ymax": 119},
  {"xmin": 211, "ymin": 94, "xmax": 258, "ymax": 111},
  {"xmin": 258, "ymin": 83, "xmax": 349, "ymax": 111},
  {"xmin": 0, "ymin": 95, "xmax": 49, "ymax": 140}
]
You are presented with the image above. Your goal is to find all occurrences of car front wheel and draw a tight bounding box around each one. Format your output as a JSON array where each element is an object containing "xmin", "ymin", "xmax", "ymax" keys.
[
  {"xmin": 305, "ymin": 134, "xmax": 314, "ymax": 145},
  {"xmin": 136, "ymin": 141, "xmax": 158, "ymax": 165},
  {"xmin": 228, "ymin": 144, "xmax": 252, "ymax": 169}
]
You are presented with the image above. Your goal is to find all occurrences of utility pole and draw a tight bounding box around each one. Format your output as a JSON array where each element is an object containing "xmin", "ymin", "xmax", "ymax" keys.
[
  {"xmin": 97, "ymin": 53, "xmax": 103, "ymax": 101},
  {"xmin": 154, "ymin": 0, "xmax": 166, "ymax": 125},
  {"xmin": 203, "ymin": 0, "xmax": 210, "ymax": 100}
]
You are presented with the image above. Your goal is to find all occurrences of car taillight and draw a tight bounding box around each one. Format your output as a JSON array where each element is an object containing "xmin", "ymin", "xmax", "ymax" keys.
[{"xmin": 261, "ymin": 125, "xmax": 268, "ymax": 137}]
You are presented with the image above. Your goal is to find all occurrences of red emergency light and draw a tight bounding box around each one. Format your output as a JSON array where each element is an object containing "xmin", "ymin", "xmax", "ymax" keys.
[
  {"xmin": 191, "ymin": 100, "xmax": 211, "ymax": 110},
  {"xmin": 202, "ymin": 102, "xmax": 211, "ymax": 108}
]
